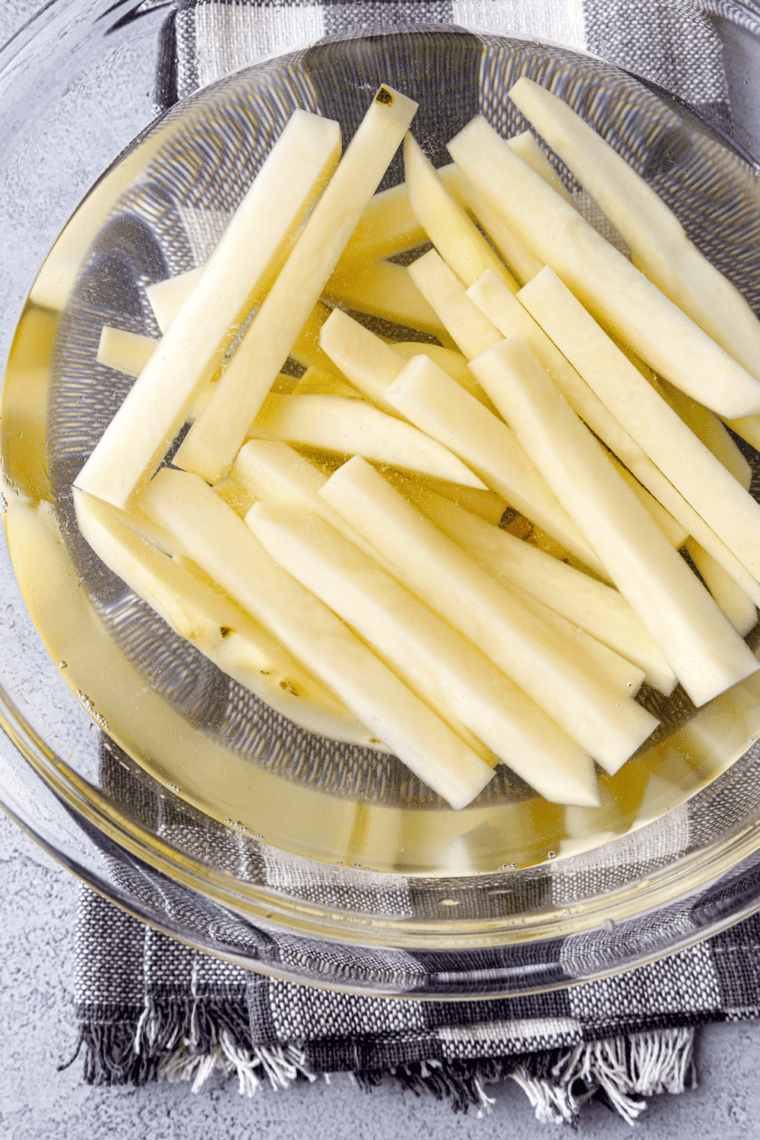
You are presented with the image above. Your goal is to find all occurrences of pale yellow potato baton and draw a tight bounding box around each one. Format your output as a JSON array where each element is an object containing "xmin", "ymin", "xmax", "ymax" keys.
[
  {"xmin": 246, "ymin": 499, "xmax": 600, "ymax": 807},
  {"xmin": 469, "ymin": 335, "xmax": 760, "ymax": 708},
  {"xmin": 75, "ymin": 108, "xmax": 342, "ymax": 507},
  {"xmin": 175, "ymin": 85, "xmax": 419, "ymax": 483},
  {"xmin": 448, "ymin": 113, "xmax": 760, "ymax": 418},
  {"xmin": 139, "ymin": 467, "xmax": 495, "ymax": 810}
]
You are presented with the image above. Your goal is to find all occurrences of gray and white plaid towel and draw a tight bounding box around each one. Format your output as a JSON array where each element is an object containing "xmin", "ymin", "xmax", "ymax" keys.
[{"xmin": 70, "ymin": 0, "xmax": 760, "ymax": 1126}]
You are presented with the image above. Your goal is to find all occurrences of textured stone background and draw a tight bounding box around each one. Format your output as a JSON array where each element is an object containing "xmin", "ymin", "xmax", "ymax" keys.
[{"xmin": 2, "ymin": 3, "xmax": 760, "ymax": 1137}]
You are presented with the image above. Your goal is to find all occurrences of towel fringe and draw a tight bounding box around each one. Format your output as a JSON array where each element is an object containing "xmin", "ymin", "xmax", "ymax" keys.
[
  {"xmin": 72, "ymin": 1001, "xmax": 696, "ymax": 1123},
  {"xmin": 508, "ymin": 1027, "xmax": 697, "ymax": 1126}
]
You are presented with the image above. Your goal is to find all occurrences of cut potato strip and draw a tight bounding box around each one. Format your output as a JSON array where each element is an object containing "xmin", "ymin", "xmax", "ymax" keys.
[
  {"xmin": 231, "ymin": 463, "xmax": 496, "ymax": 768},
  {"xmin": 685, "ymin": 537, "xmax": 758, "ymax": 637},
  {"xmin": 468, "ymin": 269, "xmax": 653, "ymax": 463},
  {"xmin": 337, "ymin": 179, "xmax": 427, "ymax": 266},
  {"xmin": 518, "ymin": 268, "xmax": 760, "ymax": 590},
  {"xmin": 233, "ymin": 439, "xmax": 506, "ymax": 560},
  {"xmin": 443, "ymin": 163, "xmax": 544, "ymax": 285},
  {"xmin": 146, "ymin": 266, "xmax": 202, "ymax": 333},
  {"xmin": 231, "ymin": 438, "xmax": 406, "ymax": 580},
  {"xmin": 97, "ymin": 326, "xmax": 158, "ymax": 377},
  {"xmin": 389, "ymin": 473, "xmax": 506, "ymax": 525},
  {"xmin": 401, "ymin": 482, "xmax": 676, "ymax": 693},
  {"xmin": 469, "ymin": 269, "xmax": 700, "ymax": 553},
  {"xmin": 385, "ymin": 353, "xmax": 607, "ymax": 576},
  {"xmin": 507, "ymin": 130, "xmax": 575, "ymax": 203},
  {"xmin": 606, "ymin": 453, "xmax": 688, "ymax": 549},
  {"xmin": 319, "ymin": 307, "xmax": 410, "ymax": 415},
  {"xmin": 75, "ymin": 109, "xmax": 342, "ymax": 508},
  {"xmin": 246, "ymin": 393, "xmax": 486, "ymax": 487},
  {"xmin": 509, "ymin": 76, "xmax": 760, "ymax": 385},
  {"xmin": 335, "ymin": 147, "xmax": 538, "ymax": 275},
  {"xmin": 247, "ymin": 499, "xmax": 600, "ymax": 807},
  {"xmin": 292, "ymin": 367, "xmax": 363, "ymax": 399},
  {"xmin": 469, "ymin": 335, "xmax": 760, "ymax": 707},
  {"xmin": 403, "ymin": 132, "xmax": 518, "ymax": 291},
  {"xmin": 393, "ymin": 342, "xmax": 496, "ymax": 410},
  {"xmin": 509, "ymin": 271, "xmax": 759, "ymax": 598},
  {"xmin": 319, "ymin": 307, "xmax": 493, "ymax": 415},
  {"xmin": 174, "ymin": 86, "xmax": 419, "ymax": 483},
  {"xmin": 322, "ymin": 258, "xmax": 446, "ymax": 336},
  {"xmin": 320, "ymin": 457, "xmax": 657, "ymax": 772},
  {"xmin": 139, "ymin": 467, "xmax": 494, "ymax": 810},
  {"xmin": 289, "ymin": 301, "xmax": 340, "ymax": 375},
  {"xmin": 72, "ymin": 486, "xmax": 379, "ymax": 744},
  {"xmin": 408, "ymin": 248, "xmax": 502, "ymax": 359},
  {"xmin": 508, "ymin": 583, "xmax": 645, "ymax": 698},
  {"xmin": 448, "ymin": 114, "xmax": 760, "ymax": 418},
  {"xmin": 658, "ymin": 380, "xmax": 752, "ymax": 490}
]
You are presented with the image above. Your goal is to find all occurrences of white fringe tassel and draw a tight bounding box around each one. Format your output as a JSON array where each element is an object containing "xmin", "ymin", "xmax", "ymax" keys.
[
  {"xmin": 510, "ymin": 1027, "xmax": 696, "ymax": 1126},
  {"xmin": 151, "ymin": 1025, "xmax": 694, "ymax": 1123},
  {"xmin": 156, "ymin": 1037, "xmax": 317, "ymax": 1096}
]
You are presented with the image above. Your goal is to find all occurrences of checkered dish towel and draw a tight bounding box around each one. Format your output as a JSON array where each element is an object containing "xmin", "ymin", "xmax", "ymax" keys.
[{"xmin": 70, "ymin": 0, "xmax": 760, "ymax": 1127}]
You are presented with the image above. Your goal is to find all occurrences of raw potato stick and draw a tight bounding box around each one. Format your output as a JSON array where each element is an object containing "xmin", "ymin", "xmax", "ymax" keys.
[
  {"xmin": 97, "ymin": 327, "xmax": 158, "ymax": 376},
  {"xmin": 231, "ymin": 439, "xmax": 414, "ymax": 582},
  {"xmin": 175, "ymin": 85, "xmax": 419, "ymax": 483},
  {"xmin": 408, "ymin": 248, "xmax": 503, "ymax": 360},
  {"xmin": 385, "ymin": 353, "xmax": 608, "ymax": 576},
  {"xmin": 97, "ymin": 324, "xmax": 221, "ymax": 421},
  {"xmin": 403, "ymin": 131, "xmax": 518, "ymax": 291},
  {"xmin": 402, "ymin": 482, "xmax": 676, "ymax": 693},
  {"xmin": 322, "ymin": 258, "xmax": 447, "ymax": 337},
  {"xmin": 507, "ymin": 130, "xmax": 575, "ymax": 203},
  {"xmin": 509, "ymin": 76, "xmax": 760, "ymax": 385},
  {"xmin": 229, "ymin": 452, "xmax": 493, "ymax": 762},
  {"xmin": 448, "ymin": 114, "xmax": 760, "ymax": 419},
  {"xmin": 139, "ymin": 467, "xmax": 495, "ymax": 810},
  {"xmin": 246, "ymin": 393, "xmax": 487, "ymax": 487},
  {"xmin": 441, "ymin": 162, "xmax": 544, "ymax": 284},
  {"xmin": 246, "ymin": 499, "xmax": 600, "ymax": 807},
  {"xmin": 658, "ymin": 380, "xmax": 752, "ymax": 490},
  {"xmin": 334, "ymin": 149, "xmax": 537, "ymax": 274},
  {"xmin": 231, "ymin": 451, "xmax": 498, "ymax": 765},
  {"xmin": 606, "ymin": 452, "xmax": 688, "ymax": 549},
  {"xmin": 146, "ymin": 266, "xmax": 202, "ymax": 333},
  {"xmin": 395, "ymin": 341, "xmax": 469, "ymax": 380},
  {"xmin": 519, "ymin": 268, "xmax": 760, "ymax": 590},
  {"xmin": 472, "ymin": 270, "xmax": 691, "ymax": 550},
  {"xmin": 320, "ymin": 457, "xmax": 657, "ymax": 772},
  {"xmin": 469, "ymin": 335, "xmax": 760, "ymax": 708},
  {"xmin": 508, "ymin": 270, "xmax": 759, "ymax": 597},
  {"xmin": 466, "ymin": 265, "xmax": 691, "ymax": 545},
  {"xmin": 319, "ymin": 307, "xmax": 493, "ymax": 415},
  {"xmin": 75, "ymin": 109, "xmax": 341, "ymax": 508},
  {"xmin": 394, "ymin": 342, "xmax": 497, "ymax": 411},
  {"xmin": 291, "ymin": 367, "xmax": 363, "ymax": 399},
  {"xmin": 319, "ymin": 307, "xmax": 414, "ymax": 415},
  {"xmin": 685, "ymin": 537, "xmax": 758, "ymax": 637},
  {"xmin": 468, "ymin": 268, "xmax": 664, "ymax": 476},
  {"xmin": 389, "ymin": 472, "xmax": 507, "ymax": 525},
  {"xmin": 508, "ymin": 582, "xmax": 646, "ymax": 698},
  {"xmin": 73, "ymin": 487, "xmax": 378, "ymax": 745}
]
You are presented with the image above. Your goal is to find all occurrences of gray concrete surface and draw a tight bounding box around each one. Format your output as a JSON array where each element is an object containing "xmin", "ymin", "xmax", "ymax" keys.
[{"xmin": 4, "ymin": 2, "xmax": 760, "ymax": 1137}]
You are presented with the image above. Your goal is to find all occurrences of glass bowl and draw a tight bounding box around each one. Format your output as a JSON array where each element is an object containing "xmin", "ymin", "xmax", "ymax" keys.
[{"xmin": 4, "ymin": 2, "xmax": 760, "ymax": 997}]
